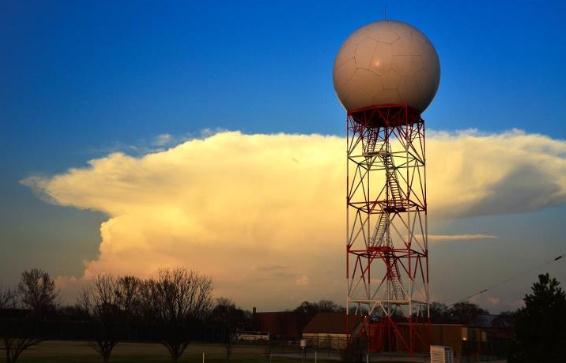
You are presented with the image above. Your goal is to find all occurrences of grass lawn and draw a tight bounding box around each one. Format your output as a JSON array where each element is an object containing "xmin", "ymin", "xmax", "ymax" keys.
[
  {"xmin": 0, "ymin": 341, "xmax": 339, "ymax": 363},
  {"xmin": 0, "ymin": 341, "xmax": 427, "ymax": 363}
]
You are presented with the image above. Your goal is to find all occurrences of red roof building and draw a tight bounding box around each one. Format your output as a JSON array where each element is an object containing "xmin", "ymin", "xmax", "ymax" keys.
[{"xmin": 254, "ymin": 311, "xmax": 309, "ymax": 340}]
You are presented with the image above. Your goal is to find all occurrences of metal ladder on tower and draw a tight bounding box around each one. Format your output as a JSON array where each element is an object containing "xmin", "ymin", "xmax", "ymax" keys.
[
  {"xmin": 387, "ymin": 262, "xmax": 406, "ymax": 301},
  {"xmin": 379, "ymin": 150, "xmax": 405, "ymax": 211},
  {"xmin": 370, "ymin": 212, "xmax": 390, "ymax": 248},
  {"xmin": 366, "ymin": 128, "xmax": 380, "ymax": 155}
]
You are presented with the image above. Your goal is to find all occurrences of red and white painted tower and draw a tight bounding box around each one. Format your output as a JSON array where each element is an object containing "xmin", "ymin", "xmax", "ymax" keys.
[{"xmin": 333, "ymin": 20, "xmax": 440, "ymax": 352}]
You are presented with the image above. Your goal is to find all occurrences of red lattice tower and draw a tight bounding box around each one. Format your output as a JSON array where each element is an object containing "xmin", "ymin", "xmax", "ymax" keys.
[{"xmin": 346, "ymin": 104, "xmax": 430, "ymax": 353}]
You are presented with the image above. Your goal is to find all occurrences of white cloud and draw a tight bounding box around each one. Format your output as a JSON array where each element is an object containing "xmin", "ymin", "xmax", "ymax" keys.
[
  {"xmin": 153, "ymin": 133, "xmax": 174, "ymax": 146},
  {"xmin": 24, "ymin": 130, "xmax": 566, "ymax": 309}
]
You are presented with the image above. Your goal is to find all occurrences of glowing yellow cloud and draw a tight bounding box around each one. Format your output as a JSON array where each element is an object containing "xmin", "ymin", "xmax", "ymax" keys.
[{"xmin": 25, "ymin": 130, "xmax": 566, "ymax": 309}]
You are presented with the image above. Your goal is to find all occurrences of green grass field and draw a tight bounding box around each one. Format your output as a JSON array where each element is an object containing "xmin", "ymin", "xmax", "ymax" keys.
[
  {"xmin": 0, "ymin": 341, "xmax": 434, "ymax": 363},
  {"xmin": 0, "ymin": 341, "xmax": 337, "ymax": 363}
]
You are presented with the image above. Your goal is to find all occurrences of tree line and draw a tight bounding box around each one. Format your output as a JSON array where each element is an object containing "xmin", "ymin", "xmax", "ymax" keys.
[
  {"xmin": 429, "ymin": 273, "xmax": 566, "ymax": 362},
  {"xmin": 0, "ymin": 267, "xmax": 254, "ymax": 363},
  {"xmin": 1, "ymin": 268, "xmax": 565, "ymax": 363},
  {"xmin": 0, "ymin": 267, "xmax": 350, "ymax": 363}
]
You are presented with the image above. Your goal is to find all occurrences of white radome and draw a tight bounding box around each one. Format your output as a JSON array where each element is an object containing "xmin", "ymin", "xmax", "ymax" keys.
[{"xmin": 333, "ymin": 20, "xmax": 440, "ymax": 113}]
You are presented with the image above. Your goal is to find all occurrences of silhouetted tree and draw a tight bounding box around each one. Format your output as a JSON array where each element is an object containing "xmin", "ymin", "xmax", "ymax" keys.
[
  {"xmin": 210, "ymin": 298, "xmax": 252, "ymax": 360},
  {"xmin": 80, "ymin": 275, "xmax": 142, "ymax": 363},
  {"xmin": 114, "ymin": 276, "xmax": 143, "ymax": 318},
  {"xmin": 2, "ymin": 269, "xmax": 57, "ymax": 363},
  {"xmin": 449, "ymin": 302, "xmax": 487, "ymax": 325},
  {"xmin": 0, "ymin": 286, "xmax": 16, "ymax": 363},
  {"xmin": 429, "ymin": 302, "xmax": 451, "ymax": 323},
  {"xmin": 509, "ymin": 273, "xmax": 566, "ymax": 363},
  {"xmin": 294, "ymin": 300, "xmax": 344, "ymax": 320},
  {"xmin": 141, "ymin": 268, "xmax": 213, "ymax": 363},
  {"xmin": 0, "ymin": 286, "xmax": 15, "ymax": 310},
  {"xmin": 317, "ymin": 300, "xmax": 344, "ymax": 313},
  {"xmin": 491, "ymin": 311, "xmax": 514, "ymax": 329},
  {"xmin": 18, "ymin": 269, "xmax": 57, "ymax": 315}
]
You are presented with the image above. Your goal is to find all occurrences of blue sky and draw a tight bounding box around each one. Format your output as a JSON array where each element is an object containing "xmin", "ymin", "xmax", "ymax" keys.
[{"xmin": 1, "ymin": 0, "xmax": 565, "ymax": 309}]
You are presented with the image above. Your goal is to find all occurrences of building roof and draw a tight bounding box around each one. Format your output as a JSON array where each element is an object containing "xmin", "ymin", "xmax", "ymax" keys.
[
  {"xmin": 302, "ymin": 312, "xmax": 363, "ymax": 335},
  {"xmin": 254, "ymin": 311, "xmax": 309, "ymax": 340}
]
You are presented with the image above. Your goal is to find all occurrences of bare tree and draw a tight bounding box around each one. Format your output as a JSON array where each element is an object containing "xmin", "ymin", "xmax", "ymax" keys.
[
  {"xmin": 18, "ymin": 269, "xmax": 57, "ymax": 315},
  {"xmin": 0, "ymin": 286, "xmax": 15, "ymax": 309},
  {"xmin": 141, "ymin": 268, "xmax": 213, "ymax": 363},
  {"xmin": 114, "ymin": 276, "xmax": 142, "ymax": 318},
  {"xmin": 80, "ymin": 275, "xmax": 142, "ymax": 363},
  {"xmin": 210, "ymin": 297, "xmax": 252, "ymax": 360},
  {"xmin": 2, "ymin": 269, "xmax": 57, "ymax": 363},
  {"xmin": 294, "ymin": 299, "xmax": 345, "ymax": 320},
  {"xmin": 0, "ymin": 286, "xmax": 16, "ymax": 363}
]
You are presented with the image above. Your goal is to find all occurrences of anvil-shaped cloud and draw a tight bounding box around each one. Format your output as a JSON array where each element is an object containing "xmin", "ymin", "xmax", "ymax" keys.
[{"xmin": 24, "ymin": 130, "xmax": 566, "ymax": 309}]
